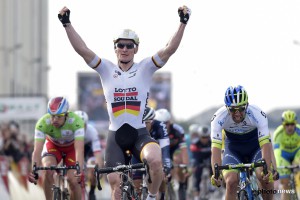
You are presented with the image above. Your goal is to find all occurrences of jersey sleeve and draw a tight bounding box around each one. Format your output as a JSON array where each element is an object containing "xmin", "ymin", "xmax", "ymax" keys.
[
  {"xmin": 34, "ymin": 115, "xmax": 48, "ymax": 142},
  {"xmin": 210, "ymin": 108, "xmax": 225, "ymax": 149},
  {"xmin": 251, "ymin": 105, "xmax": 271, "ymax": 147},
  {"xmin": 72, "ymin": 114, "xmax": 85, "ymax": 141},
  {"xmin": 86, "ymin": 124, "xmax": 101, "ymax": 153}
]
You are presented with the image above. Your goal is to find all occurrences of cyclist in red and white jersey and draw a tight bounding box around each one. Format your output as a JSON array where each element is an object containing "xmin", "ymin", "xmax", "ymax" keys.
[
  {"xmin": 74, "ymin": 110, "xmax": 103, "ymax": 200},
  {"xmin": 210, "ymin": 85, "xmax": 275, "ymax": 200},
  {"xmin": 28, "ymin": 97, "xmax": 85, "ymax": 200},
  {"xmin": 58, "ymin": 5, "xmax": 191, "ymax": 200}
]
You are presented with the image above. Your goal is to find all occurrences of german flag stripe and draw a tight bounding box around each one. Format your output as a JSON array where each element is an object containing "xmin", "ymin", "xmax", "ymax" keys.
[
  {"xmin": 152, "ymin": 56, "xmax": 162, "ymax": 68},
  {"xmin": 113, "ymin": 110, "xmax": 125, "ymax": 117},
  {"xmin": 126, "ymin": 105, "xmax": 140, "ymax": 111},
  {"xmin": 112, "ymin": 105, "xmax": 125, "ymax": 112},
  {"xmin": 92, "ymin": 59, "xmax": 102, "ymax": 69},
  {"xmin": 111, "ymin": 102, "xmax": 125, "ymax": 112},
  {"xmin": 126, "ymin": 109, "xmax": 139, "ymax": 116},
  {"xmin": 112, "ymin": 101, "xmax": 125, "ymax": 107},
  {"xmin": 126, "ymin": 101, "xmax": 141, "ymax": 106}
]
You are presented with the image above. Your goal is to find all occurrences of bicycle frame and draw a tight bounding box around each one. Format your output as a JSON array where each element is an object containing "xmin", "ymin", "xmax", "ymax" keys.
[
  {"xmin": 238, "ymin": 167, "xmax": 255, "ymax": 199},
  {"xmin": 94, "ymin": 158, "xmax": 151, "ymax": 200}
]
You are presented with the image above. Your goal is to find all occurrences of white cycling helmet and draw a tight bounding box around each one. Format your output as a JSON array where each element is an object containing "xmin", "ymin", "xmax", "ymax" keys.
[
  {"xmin": 154, "ymin": 109, "xmax": 171, "ymax": 122},
  {"xmin": 47, "ymin": 97, "xmax": 69, "ymax": 115},
  {"xmin": 197, "ymin": 125, "xmax": 210, "ymax": 137},
  {"xmin": 113, "ymin": 29, "xmax": 139, "ymax": 45},
  {"xmin": 189, "ymin": 124, "xmax": 199, "ymax": 134},
  {"xmin": 74, "ymin": 110, "xmax": 89, "ymax": 123},
  {"xmin": 143, "ymin": 107, "xmax": 156, "ymax": 121}
]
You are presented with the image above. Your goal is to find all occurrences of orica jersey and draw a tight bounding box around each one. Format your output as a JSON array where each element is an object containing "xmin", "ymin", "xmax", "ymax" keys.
[
  {"xmin": 34, "ymin": 112, "xmax": 85, "ymax": 146},
  {"xmin": 93, "ymin": 55, "xmax": 163, "ymax": 131},
  {"xmin": 211, "ymin": 104, "xmax": 271, "ymax": 149}
]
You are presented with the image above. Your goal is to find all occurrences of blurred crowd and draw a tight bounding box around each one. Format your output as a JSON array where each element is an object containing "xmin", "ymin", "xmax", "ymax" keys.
[{"xmin": 0, "ymin": 121, "xmax": 33, "ymax": 163}]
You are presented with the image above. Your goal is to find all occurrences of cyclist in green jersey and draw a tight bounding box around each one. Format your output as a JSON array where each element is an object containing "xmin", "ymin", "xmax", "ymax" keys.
[
  {"xmin": 273, "ymin": 110, "xmax": 300, "ymax": 200},
  {"xmin": 28, "ymin": 97, "xmax": 85, "ymax": 200}
]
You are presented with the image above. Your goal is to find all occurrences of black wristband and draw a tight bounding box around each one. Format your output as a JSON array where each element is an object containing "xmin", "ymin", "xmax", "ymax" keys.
[
  {"xmin": 178, "ymin": 9, "xmax": 189, "ymax": 24},
  {"xmin": 58, "ymin": 10, "xmax": 71, "ymax": 27}
]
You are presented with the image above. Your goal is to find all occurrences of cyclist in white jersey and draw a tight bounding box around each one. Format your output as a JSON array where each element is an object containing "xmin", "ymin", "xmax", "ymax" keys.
[
  {"xmin": 74, "ymin": 110, "xmax": 103, "ymax": 200},
  {"xmin": 58, "ymin": 5, "xmax": 191, "ymax": 200},
  {"xmin": 210, "ymin": 85, "xmax": 275, "ymax": 200}
]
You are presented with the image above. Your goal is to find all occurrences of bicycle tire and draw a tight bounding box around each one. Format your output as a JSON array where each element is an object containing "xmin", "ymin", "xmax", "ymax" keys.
[
  {"xmin": 166, "ymin": 182, "xmax": 176, "ymax": 200},
  {"xmin": 238, "ymin": 190, "xmax": 248, "ymax": 200},
  {"xmin": 62, "ymin": 188, "xmax": 70, "ymax": 200},
  {"xmin": 141, "ymin": 187, "xmax": 148, "ymax": 200},
  {"xmin": 121, "ymin": 191, "xmax": 129, "ymax": 200},
  {"xmin": 53, "ymin": 188, "xmax": 62, "ymax": 200}
]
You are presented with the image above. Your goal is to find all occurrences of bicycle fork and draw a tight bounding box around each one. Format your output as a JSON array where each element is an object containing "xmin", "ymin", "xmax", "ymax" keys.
[{"xmin": 238, "ymin": 170, "xmax": 253, "ymax": 199}]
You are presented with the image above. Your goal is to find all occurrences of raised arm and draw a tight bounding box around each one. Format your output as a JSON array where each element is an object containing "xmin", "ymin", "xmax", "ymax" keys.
[
  {"xmin": 58, "ymin": 7, "xmax": 96, "ymax": 64},
  {"xmin": 157, "ymin": 6, "xmax": 191, "ymax": 63}
]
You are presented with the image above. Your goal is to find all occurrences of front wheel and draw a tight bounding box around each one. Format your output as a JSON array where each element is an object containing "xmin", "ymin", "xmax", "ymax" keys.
[
  {"xmin": 121, "ymin": 191, "xmax": 129, "ymax": 200},
  {"xmin": 166, "ymin": 182, "xmax": 176, "ymax": 200},
  {"xmin": 53, "ymin": 187, "xmax": 62, "ymax": 200},
  {"xmin": 238, "ymin": 190, "xmax": 248, "ymax": 200}
]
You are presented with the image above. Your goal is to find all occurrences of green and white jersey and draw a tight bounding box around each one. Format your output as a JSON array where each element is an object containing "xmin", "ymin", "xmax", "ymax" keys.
[{"xmin": 34, "ymin": 112, "xmax": 85, "ymax": 146}]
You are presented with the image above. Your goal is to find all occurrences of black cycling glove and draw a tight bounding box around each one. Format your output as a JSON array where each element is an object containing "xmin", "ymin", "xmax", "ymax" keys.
[
  {"xmin": 178, "ymin": 6, "xmax": 191, "ymax": 24},
  {"xmin": 58, "ymin": 10, "xmax": 71, "ymax": 27}
]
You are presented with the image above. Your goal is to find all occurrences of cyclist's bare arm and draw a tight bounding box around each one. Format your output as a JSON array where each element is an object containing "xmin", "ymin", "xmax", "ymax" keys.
[
  {"xmin": 74, "ymin": 139, "xmax": 85, "ymax": 170},
  {"xmin": 157, "ymin": 6, "xmax": 190, "ymax": 63},
  {"xmin": 94, "ymin": 151, "xmax": 104, "ymax": 167},
  {"xmin": 28, "ymin": 140, "xmax": 44, "ymax": 183},
  {"xmin": 32, "ymin": 140, "xmax": 44, "ymax": 167},
  {"xmin": 261, "ymin": 142, "xmax": 273, "ymax": 171},
  {"xmin": 157, "ymin": 23, "xmax": 186, "ymax": 63},
  {"xmin": 211, "ymin": 147, "xmax": 222, "ymax": 174},
  {"xmin": 59, "ymin": 7, "xmax": 96, "ymax": 64}
]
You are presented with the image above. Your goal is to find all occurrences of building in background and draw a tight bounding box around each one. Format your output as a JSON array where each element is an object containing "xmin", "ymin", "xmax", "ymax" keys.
[{"xmin": 0, "ymin": 0, "xmax": 49, "ymax": 134}]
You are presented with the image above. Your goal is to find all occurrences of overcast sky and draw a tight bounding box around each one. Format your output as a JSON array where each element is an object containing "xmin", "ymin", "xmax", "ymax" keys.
[{"xmin": 48, "ymin": 0, "xmax": 300, "ymax": 121}]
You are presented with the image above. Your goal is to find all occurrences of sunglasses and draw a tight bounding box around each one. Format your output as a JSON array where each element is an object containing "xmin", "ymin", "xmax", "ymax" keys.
[
  {"xmin": 116, "ymin": 43, "xmax": 136, "ymax": 49},
  {"xmin": 285, "ymin": 123, "xmax": 295, "ymax": 126},
  {"xmin": 51, "ymin": 113, "xmax": 66, "ymax": 119},
  {"xmin": 228, "ymin": 105, "xmax": 247, "ymax": 113}
]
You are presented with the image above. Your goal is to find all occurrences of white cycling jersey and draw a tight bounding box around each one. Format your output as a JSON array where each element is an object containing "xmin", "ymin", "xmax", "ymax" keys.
[
  {"xmin": 90, "ymin": 54, "xmax": 164, "ymax": 131},
  {"xmin": 211, "ymin": 104, "xmax": 271, "ymax": 149},
  {"xmin": 85, "ymin": 124, "xmax": 101, "ymax": 153}
]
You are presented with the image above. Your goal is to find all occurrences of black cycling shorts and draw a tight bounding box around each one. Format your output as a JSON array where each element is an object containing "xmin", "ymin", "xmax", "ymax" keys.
[{"xmin": 104, "ymin": 123, "xmax": 158, "ymax": 167}]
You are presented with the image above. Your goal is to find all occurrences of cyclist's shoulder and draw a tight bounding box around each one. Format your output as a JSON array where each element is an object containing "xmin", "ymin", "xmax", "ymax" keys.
[
  {"xmin": 35, "ymin": 113, "xmax": 51, "ymax": 129},
  {"xmin": 273, "ymin": 125, "xmax": 284, "ymax": 134},
  {"xmin": 171, "ymin": 123, "xmax": 184, "ymax": 134},
  {"xmin": 246, "ymin": 104, "xmax": 267, "ymax": 118},
  {"xmin": 211, "ymin": 106, "xmax": 229, "ymax": 126},
  {"xmin": 85, "ymin": 123, "xmax": 99, "ymax": 140},
  {"xmin": 65, "ymin": 112, "xmax": 85, "ymax": 129},
  {"xmin": 86, "ymin": 123, "xmax": 98, "ymax": 133}
]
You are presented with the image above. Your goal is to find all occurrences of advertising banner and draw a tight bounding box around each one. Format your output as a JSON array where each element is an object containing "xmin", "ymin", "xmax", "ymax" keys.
[{"xmin": 0, "ymin": 97, "xmax": 47, "ymax": 120}]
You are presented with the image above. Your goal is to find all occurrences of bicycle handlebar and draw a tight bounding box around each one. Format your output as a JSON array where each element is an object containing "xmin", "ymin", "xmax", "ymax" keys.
[
  {"xmin": 277, "ymin": 165, "xmax": 300, "ymax": 170},
  {"xmin": 214, "ymin": 159, "xmax": 268, "ymax": 179},
  {"xmin": 94, "ymin": 161, "xmax": 148, "ymax": 191},
  {"xmin": 32, "ymin": 161, "xmax": 80, "ymax": 184}
]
